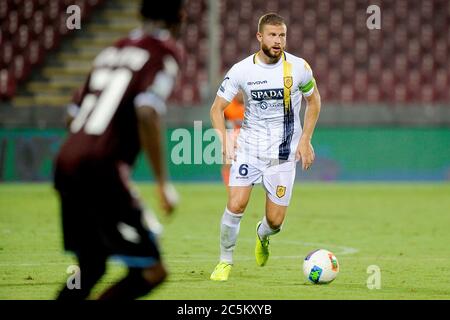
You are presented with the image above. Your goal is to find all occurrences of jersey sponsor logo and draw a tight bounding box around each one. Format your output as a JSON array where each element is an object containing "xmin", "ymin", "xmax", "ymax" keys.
[
  {"xmin": 276, "ymin": 185, "xmax": 286, "ymax": 198},
  {"xmin": 251, "ymin": 88, "xmax": 284, "ymax": 101},
  {"xmin": 247, "ymin": 80, "xmax": 268, "ymax": 86},
  {"xmin": 219, "ymin": 77, "xmax": 229, "ymax": 93},
  {"xmin": 258, "ymin": 101, "xmax": 284, "ymax": 110},
  {"xmin": 260, "ymin": 101, "xmax": 269, "ymax": 110}
]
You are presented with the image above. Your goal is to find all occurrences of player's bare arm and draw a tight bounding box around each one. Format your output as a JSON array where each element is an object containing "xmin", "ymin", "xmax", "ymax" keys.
[
  {"xmin": 296, "ymin": 85, "xmax": 321, "ymax": 170},
  {"xmin": 136, "ymin": 106, "xmax": 175, "ymax": 214},
  {"xmin": 210, "ymin": 95, "xmax": 237, "ymax": 163}
]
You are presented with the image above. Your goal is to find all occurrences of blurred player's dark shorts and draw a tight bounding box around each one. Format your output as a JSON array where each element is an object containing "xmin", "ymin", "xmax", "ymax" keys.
[{"xmin": 54, "ymin": 164, "xmax": 161, "ymax": 268}]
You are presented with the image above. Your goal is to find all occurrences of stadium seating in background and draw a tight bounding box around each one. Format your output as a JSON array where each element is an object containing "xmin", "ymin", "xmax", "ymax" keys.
[
  {"xmin": 1, "ymin": 0, "xmax": 206, "ymax": 107},
  {"xmin": 219, "ymin": 0, "xmax": 450, "ymax": 105},
  {"xmin": 0, "ymin": 0, "xmax": 104, "ymax": 101},
  {"xmin": 170, "ymin": 0, "xmax": 206, "ymax": 104},
  {"xmin": 1, "ymin": 0, "xmax": 449, "ymax": 106}
]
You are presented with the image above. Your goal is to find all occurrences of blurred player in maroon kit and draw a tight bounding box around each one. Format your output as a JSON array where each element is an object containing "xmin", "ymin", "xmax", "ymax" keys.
[{"xmin": 54, "ymin": 1, "xmax": 185, "ymax": 300}]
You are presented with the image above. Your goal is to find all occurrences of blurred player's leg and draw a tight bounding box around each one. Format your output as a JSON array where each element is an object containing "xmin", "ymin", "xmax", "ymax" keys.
[
  {"xmin": 57, "ymin": 253, "xmax": 107, "ymax": 300},
  {"xmin": 98, "ymin": 262, "xmax": 167, "ymax": 300}
]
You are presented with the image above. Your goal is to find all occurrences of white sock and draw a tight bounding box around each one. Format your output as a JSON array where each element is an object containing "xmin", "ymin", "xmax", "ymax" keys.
[
  {"xmin": 219, "ymin": 207, "xmax": 243, "ymax": 264},
  {"xmin": 257, "ymin": 216, "xmax": 281, "ymax": 241}
]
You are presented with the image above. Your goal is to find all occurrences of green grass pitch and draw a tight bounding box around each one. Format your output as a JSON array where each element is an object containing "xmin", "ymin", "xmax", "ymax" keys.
[{"xmin": 1, "ymin": 182, "xmax": 449, "ymax": 300}]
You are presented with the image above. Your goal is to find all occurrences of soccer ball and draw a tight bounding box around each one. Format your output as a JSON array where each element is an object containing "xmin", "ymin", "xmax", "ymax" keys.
[{"xmin": 303, "ymin": 249, "xmax": 339, "ymax": 284}]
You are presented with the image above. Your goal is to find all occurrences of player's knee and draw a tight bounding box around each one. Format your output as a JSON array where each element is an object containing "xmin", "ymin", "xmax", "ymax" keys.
[
  {"xmin": 227, "ymin": 201, "xmax": 246, "ymax": 214},
  {"xmin": 266, "ymin": 217, "xmax": 283, "ymax": 230},
  {"xmin": 127, "ymin": 264, "xmax": 168, "ymax": 298},
  {"xmin": 57, "ymin": 259, "xmax": 106, "ymax": 300},
  {"xmin": 154, "ymin": 264, "xmax": 168, "ymax": 285},
  {"xmin": 142, "ymin": 262, "xmax": 168, "ymax": 286}
]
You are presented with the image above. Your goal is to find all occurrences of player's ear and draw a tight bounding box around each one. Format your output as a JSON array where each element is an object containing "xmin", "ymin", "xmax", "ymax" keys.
[{"xmin": 256, "ymin": 32, "xmax": 262, "ymax": 43}]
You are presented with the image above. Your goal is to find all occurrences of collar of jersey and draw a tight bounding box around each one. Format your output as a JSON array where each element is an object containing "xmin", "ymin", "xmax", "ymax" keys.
[{"xmin": 253, "ymin": 51, "xmax": 285, "ymax": 69}]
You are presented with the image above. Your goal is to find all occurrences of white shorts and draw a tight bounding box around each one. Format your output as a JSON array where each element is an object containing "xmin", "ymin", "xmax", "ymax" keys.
[{"xmin": 228, "ymin": 153, "xmax": 297, "ymax": 206}]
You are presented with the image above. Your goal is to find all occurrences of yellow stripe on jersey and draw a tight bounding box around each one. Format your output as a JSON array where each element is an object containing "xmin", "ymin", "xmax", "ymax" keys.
[{"xmin": 282, "ymin": 52, "xmax": 293, "ymax": 112}]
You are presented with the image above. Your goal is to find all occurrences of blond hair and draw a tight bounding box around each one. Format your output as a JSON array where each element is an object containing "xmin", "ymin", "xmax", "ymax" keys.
[{"xmin": 258, "ymin": 13, "xmax": 286, "ymax": 32}]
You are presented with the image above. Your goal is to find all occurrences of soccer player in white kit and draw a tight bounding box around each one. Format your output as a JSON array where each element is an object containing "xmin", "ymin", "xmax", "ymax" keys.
[{"xmin": 210, "ymin": 13, "xmax": 322, "ymax": 281}]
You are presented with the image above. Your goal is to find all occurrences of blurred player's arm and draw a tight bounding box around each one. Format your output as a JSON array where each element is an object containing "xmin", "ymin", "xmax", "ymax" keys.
[
  {"xmin": 136, "ymin": 106, "xmax": 175, "ymax": 215},
  {"xmin": 135, "ymin": 57, "xmax": 179, "ymax": 215},
  {"xmin": 65, "ymin": 104, "xmax": 78, "ymax": 128},
  {"xmin": 65, "ymin": 75, "xmax": 91, "ymax": 128},
  {"xmin": 210, "ymin": 95, "xmax": 235, "ymax": 162},
  {"xmin": 297, "ymin": 76, "xmax": 321, "ymax": 170}
]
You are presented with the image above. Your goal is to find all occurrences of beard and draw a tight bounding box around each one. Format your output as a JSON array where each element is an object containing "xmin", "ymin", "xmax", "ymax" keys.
[{"xmin": 261, "ymin": 43, "xmax": 283, "ymax": 60}]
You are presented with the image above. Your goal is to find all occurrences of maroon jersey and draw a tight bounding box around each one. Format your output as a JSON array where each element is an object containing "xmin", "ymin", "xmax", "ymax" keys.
[{"xmin": 55, "ymin": 29, "xmax": 181, "ymax": 178}]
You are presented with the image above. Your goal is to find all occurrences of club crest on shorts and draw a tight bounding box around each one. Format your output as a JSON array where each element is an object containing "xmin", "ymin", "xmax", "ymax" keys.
[
  {"xmin": 276, "ymin": 185, "xmax": 286, "ymax": 198},
  {"xmin": 284, "ymin": 76, "xmax": 293, "ymax": 89}
]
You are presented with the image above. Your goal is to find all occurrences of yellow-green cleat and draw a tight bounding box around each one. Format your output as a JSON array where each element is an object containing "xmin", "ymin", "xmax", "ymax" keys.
[
  {"xmin": 255, "ymin": 221, "xmax": 270, "ymax": 266},
  {"xmin": 210, "ymin": 262, "xmax": 232, "ymax": 281}
]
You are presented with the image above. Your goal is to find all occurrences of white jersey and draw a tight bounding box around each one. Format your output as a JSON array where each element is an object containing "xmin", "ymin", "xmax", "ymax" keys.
[{"xmin": 217, "ymin": 51, "xmax": 315, "ymax": 161}]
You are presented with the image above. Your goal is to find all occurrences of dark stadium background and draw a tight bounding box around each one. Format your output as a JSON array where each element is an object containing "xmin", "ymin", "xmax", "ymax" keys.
[{"xmin": 0, "ymin": 0, "xmax": 449, "ymax": 182}]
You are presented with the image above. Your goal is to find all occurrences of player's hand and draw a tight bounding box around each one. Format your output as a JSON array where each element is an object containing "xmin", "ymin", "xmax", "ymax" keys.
[
  {"xmin": 157, "ymin": 183, "xmax": 179, "ymax": 215},
  {"xmin": 296, "ymin": 137, "xmax": 315, "ymax": 171}
]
